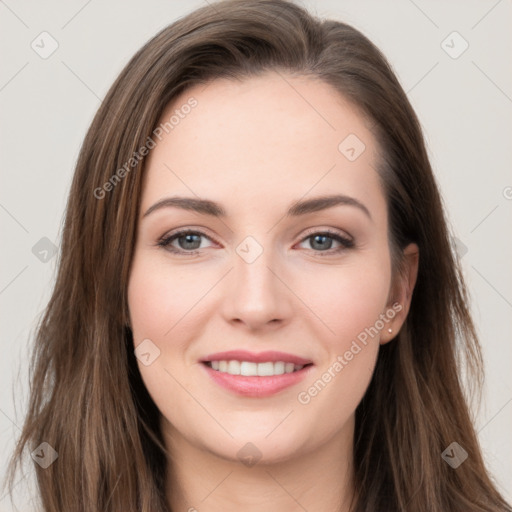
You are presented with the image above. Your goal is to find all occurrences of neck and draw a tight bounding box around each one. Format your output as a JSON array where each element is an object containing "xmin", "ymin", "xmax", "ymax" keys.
[{"xmin": 163, "ymin": 416, "xmax": 355, "ymax": 512}]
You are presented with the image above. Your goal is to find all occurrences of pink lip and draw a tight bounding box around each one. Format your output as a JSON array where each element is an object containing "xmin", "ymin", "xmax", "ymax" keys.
[
  {"xmin": 201, "ymin": 350, "xmax": 312, "ymax": 366},
  {"xmin": 201, "ymin": 364, "xmax": 313, "ymax": 397}
]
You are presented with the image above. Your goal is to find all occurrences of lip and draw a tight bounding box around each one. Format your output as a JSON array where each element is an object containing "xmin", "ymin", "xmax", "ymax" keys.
[
  {"xmin": 200, "ymin": 350, "xmax": 314, "ymax": 398},
  {"xmin": 201, "ymin": 364, "xmax": 313, "ymax": 397},
  {"xmin": 201, "ymin": 350, "xmax": 313, "ymax": 366}
]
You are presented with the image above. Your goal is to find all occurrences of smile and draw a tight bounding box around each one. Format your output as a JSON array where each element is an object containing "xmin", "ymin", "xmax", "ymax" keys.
[{"xmin": 200, "ymin": 350, "xmax": 314, "ymax": 397}]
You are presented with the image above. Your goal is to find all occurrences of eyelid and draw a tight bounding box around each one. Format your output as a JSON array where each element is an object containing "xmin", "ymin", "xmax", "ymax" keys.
[{"xmin": 300, "ymin": 226, "xmax": 353, "ymax": 243}]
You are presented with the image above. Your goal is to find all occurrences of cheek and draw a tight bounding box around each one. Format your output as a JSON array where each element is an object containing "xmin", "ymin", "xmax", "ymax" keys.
[
  {"xmin": 291, "ymin": 261, "xmax": 390, "ymax": 424},
  {"xmin": 127, "ymin": 258, "xmax": 200, "ymax": 419},
  {"xmin": 299, "ymin": 258, "xmax": 391, "ymax": 345},
  {"xmin": 127, "ymin": 257, "xmax": 206, "ymax": 340}
]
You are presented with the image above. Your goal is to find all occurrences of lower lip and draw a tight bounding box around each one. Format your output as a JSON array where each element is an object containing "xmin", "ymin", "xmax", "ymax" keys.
[{"xmin": 202, "ymin": 363, "xmax": 313, "ymax": 397}]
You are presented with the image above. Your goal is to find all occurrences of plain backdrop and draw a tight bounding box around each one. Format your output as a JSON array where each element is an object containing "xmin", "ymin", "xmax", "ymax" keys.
[{"xmin": 1, "ymin": 0, "xmax": 511, "ymax": 509}]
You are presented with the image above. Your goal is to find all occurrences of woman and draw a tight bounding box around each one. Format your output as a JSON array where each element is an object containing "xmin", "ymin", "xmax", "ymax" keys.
[{"xmin": 6, "ymin": 0, "xmax": 511, "ymax": 510}]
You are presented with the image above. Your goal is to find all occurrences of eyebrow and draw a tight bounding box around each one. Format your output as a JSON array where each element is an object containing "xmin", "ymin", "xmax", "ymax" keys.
[{"xmin": 143, "ymin": 194, "xmax": 372, "ymax": 220}]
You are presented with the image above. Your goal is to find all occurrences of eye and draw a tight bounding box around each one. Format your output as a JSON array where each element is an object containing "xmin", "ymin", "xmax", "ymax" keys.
[
  {"xmin": 157, "ymin": 229, "xmax": 216, "ymax": 256},
  {"xmin": 297, "ymin": 229, "xmax": 354, "ymax": 256},
  {"xmin": 157, "ymin": 228, "xmax": 354, "ymax": 257}
]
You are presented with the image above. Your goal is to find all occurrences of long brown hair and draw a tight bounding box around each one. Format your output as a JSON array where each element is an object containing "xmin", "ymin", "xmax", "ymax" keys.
[{"xmin": 5, "ymin": 0, "xmax": 511, "ymax": 510}]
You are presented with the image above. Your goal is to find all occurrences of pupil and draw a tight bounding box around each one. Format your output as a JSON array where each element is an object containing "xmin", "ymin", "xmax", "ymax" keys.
[
  {"xmin": 180, "ymin": 234, "xmax": 200, "ymax": 250},
  {"xmin": 312, "ymin": 234, "xmax": 331, "ymax": 250}
]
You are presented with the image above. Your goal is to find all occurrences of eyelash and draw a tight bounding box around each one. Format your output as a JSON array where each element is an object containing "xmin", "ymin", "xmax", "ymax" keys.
[{"xmin": 156, "ymin": 228, "xmax": 355, "ymax": 257}]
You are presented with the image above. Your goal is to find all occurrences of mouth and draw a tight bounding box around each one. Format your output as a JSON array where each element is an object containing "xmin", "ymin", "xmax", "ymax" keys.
[{"xmin": 200, "ymin": 350, "xmax": 314, "ymax": 397}]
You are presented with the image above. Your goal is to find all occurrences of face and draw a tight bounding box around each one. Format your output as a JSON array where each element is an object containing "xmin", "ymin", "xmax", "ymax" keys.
[{"xmin": 127, "ymin": 72, "xmax": 415, "ymax": 464}]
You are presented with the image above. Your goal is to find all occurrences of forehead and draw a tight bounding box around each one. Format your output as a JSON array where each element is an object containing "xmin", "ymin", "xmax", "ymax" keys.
[{"xmin": 141, "ymin": 72, "xmax": 384, "ymax": 218}]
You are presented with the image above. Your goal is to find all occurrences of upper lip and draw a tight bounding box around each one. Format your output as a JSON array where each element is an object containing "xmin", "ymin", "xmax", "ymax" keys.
[{"xmin": 201, "ymin": 350, "xmax": 313, "ymax": 366}]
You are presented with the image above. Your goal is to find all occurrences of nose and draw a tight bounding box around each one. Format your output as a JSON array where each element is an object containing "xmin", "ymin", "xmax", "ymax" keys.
[{"xmin": 220, "ymin": 240, "xmax": 294, "ymax": 331}]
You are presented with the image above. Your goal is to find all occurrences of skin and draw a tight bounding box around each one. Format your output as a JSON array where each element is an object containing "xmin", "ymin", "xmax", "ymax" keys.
[{"xmin": 127, "ymin": 72, "xmax": 419, "ymax": 512}]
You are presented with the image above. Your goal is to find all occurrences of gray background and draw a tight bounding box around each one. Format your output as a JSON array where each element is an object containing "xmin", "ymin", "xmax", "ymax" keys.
[{"xmin": 1, "ymin": 0, "xmax": 511, "ymax": 509}]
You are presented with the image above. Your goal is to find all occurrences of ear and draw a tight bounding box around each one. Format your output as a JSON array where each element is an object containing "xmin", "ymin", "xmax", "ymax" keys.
[{"xmin": 380, "ymin": 243, "xmax": 419, "ymax": 345}]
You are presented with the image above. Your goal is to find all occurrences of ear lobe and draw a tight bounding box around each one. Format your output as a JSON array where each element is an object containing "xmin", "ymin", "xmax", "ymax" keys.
[{"xmin": 380, "ymin": 243, "xmax": 419, "ymax": 344}]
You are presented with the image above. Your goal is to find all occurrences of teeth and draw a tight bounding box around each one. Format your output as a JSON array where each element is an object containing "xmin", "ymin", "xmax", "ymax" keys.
[
  {"xmin": 240, "ymin": 361, "xmax": 258, "ymax": 376},
  {"xmin": 273, "ymin": 361, "xmax": 285, "ymax": 375},
  {"xmin": 227, "ymin": 360, "xmax": 240, "ymax": 375},
  {"xmin": 208, "ymin": 360, "xmax": 306, "ymax": 376},
  {"xmin": 257, "ymin": 362, "xmax": 274, "ymax": 376}
]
